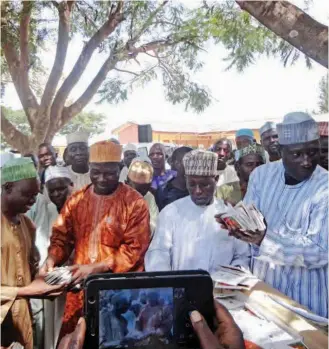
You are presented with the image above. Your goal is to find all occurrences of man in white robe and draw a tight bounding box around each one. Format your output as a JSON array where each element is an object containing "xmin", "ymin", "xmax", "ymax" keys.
[
  {"xmin": 119, "ymin": 143, "xmax": 137, "ymax": 183},
  {"xmin": 43, "ymin": 165, "xmax": 74, "ymax": 348},
  {"xmin": 145, "ymin": 150, "xmax": 250, "ymax": 274},
  {"xmin": 66, "ymin": 131, "xmax": 91, "ymax": 191}
]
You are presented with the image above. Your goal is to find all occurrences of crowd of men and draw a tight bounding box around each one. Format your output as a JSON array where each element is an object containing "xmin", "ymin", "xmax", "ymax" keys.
[{"xmin": 1, "ymin": 111, "xmax": 328, "ymax": 349}]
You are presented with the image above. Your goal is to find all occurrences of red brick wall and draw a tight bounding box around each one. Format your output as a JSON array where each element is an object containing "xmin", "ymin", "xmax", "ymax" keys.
[{"xmin": 118, "ymin": 124, "xmax": 139, "ymax": 144}]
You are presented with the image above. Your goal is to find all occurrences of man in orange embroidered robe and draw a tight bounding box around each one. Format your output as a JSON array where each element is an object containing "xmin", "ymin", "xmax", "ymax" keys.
[{"xmin": 42, "ymin": 140, "xmax": 151, "ymax": 340}]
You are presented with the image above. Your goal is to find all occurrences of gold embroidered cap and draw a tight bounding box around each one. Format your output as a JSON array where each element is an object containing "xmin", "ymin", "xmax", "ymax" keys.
[
  {"xmin": 89, "ymin": 140, "xmax": 122, "ymax": 163},
  {"xmin": 128, "ymin": 157, "xmax": 153, "ymax": 184}
]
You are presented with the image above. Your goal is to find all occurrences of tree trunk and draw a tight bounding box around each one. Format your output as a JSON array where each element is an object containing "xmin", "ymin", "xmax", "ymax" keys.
[{"xmin": 236, "ymin": 1, "xmax": 328, "ymax": 68}]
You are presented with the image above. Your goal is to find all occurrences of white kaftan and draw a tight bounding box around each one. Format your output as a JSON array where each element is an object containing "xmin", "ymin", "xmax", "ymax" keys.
[
  {"xmin": 217, "ymin": 165, "xmax": 239, "ymax": 187},
  {"xmin": 144, "ymin": 191, "xmax": 159, "ymax": 238},
  {"xmin": 145, "ymin": 196, "xmax": 250, "ymax": 274},
  {"xmin": 67, "ymin": 165, "xmax": 91, "ymax": 192}
]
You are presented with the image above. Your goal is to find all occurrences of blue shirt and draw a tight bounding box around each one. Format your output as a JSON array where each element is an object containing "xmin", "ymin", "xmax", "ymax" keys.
[
  {"xmin": 151, "ymin": 170, "xmax": 176, "ymax": 190},
  {"xmin": 156, "ymin": 178, "xmax": 189, "ymax": 211},
  {"xmin": 244, "ymin": 161, "xmax": 328, "ymax": 317}
]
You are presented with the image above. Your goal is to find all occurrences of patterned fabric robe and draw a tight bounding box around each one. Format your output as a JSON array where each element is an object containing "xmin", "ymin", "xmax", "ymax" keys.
[{"xmin": 48, "ymin": 183, "xmax": 151, "ymax": 340}]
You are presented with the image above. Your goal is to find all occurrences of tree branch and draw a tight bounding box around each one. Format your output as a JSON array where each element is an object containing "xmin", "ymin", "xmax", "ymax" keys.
[
  {"xmin": 50, "ymin": 1, "xmax": 124, "ymax": 124},
  {"xmin": 236, "ymin": 0, "xmax": 328, "ymax": 68},
  {"xmin": 63, "ymin": 52, "xmax": 118, "ymax": 122},
  {"xmin": 40, "ymin": 1, "xmax": 74, "ymax": 111},
  {"xmin": 128, "ymin": 1, "xmax": 168, "ymax": 46},
  {"xmin": 1, "ymin": 107, "xmax": 31, "ymax": 153},
  {"xmin": 1, "ymin": 28, "xmax": 39, "ymax": 130},
  {"xmin": 19, "ymin": 1, "xmax": 32, "ymax": 71},
  {"xmin": 128, "ymin": 38, "xmax": 177, "ymax": 55},
  {"xmin": 113, "ymin": 67, "xmax": 139, "ymax": 76},
  {"xmin": 51, "ymin": 1, "xmax": 59, "ymax": 9}
]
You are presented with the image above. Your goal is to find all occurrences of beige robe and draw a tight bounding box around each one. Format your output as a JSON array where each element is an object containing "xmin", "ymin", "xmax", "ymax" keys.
[
  {"xmin": 144, "ymin": 191, "xmax": 159, "ymax": 237},
  {"xmin": 1, "ymin": 214, "xmax": 39, "ymax": 349}
]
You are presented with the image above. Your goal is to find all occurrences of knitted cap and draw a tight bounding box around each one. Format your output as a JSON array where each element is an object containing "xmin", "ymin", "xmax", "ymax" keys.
[
  {"xmin": 1, "ymin": 158, "xmax": 37, "ymax": 185},
  {"xmin": 236, "ymin": 129, "xmax": 254, "ymax": 139},
  {"xmin": 66, "ymin": 131, "xmax": 89, "ymax": 145},
  {"xmin": 277, "ymin": 112, "xmax": 319, "ymax": 145},
  {"xmin": 259, "ymin": 122, "xmax": 277, "ymax": 136},
  {"xmin": 123, "ymin": 143, "xmax": 137, "ymax": 153},
  {"xmin": 235, "ymin": 144, "xmax": 266, "ymax": 163},
  {"xmin": 89, "ymin": 140, "xmax": 122, "ymax": 163},
  {"xmin": 45, "ymin": 165, "xmax": 72, "ymax": 183},
  {"xmin": 183, "ymin": 150, "xmax": 218, "ymax": 176}
]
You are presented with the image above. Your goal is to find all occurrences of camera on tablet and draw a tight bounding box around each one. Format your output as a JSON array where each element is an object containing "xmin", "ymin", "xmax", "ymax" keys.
[{"xmin": 84, "ymin": 270, "xmax": 215, "ymax": 348}]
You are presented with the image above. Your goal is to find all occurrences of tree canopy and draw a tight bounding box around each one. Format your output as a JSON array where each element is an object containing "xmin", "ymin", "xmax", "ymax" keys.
[{"xmin": 1, "ymin": 0, "xmax": 327, "ymax": 152}]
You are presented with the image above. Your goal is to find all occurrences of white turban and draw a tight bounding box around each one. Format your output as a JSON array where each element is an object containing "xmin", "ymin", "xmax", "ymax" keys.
[
  {"xmin": 45, "ymin": 165, "xmax": 73, "ymax": 183},
  {"xmin": 123, "ymin": 143, "xmax": 137, "ymax": 153},
  {"xmin": 66, "ymin": 131, "xmax": 89, "ymax": 145}
]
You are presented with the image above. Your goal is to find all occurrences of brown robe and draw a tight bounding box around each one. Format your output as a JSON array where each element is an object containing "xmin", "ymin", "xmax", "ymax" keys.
[{"xmin": 1, "ymin": 214, "xmax": 39, "ymax": 349}]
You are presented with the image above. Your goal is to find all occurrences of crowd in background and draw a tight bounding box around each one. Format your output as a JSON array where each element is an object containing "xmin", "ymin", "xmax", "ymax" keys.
[{"xmin": 1, "ymin": 111, "xmax": 328, "ymax": 349}]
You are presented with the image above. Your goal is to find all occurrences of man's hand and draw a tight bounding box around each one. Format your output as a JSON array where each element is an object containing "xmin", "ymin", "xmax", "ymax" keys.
[
  {"xmin": 190, "ymin": 301, "xmax": 245, "ymax": 349},
  {"xmin": 58, "ymin": 317, "xmax": 86, "ymax": 349},
  {"xmin": 38, "ymin": 256, "xmax": 56, "ymax": 277},
  {"xmin": 68, "ymin": 262, "xmax": 108, "ymax": 286},
  {"xmin": 17, "ymin": 277, "xmax": 66, "ymax": 298},
  {"xmin": 215, "ymin": 214, "xmax": 265, "ymax": 246}
]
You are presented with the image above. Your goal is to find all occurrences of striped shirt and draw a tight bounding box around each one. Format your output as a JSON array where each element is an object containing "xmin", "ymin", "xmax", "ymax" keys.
[{"xmin": 244, "ymin": 161, "xmax": 328, "ymax": 317}]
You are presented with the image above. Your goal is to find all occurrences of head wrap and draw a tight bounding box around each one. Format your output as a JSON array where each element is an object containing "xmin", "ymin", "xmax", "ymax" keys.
[
  {"xmin": 259, "ymin": 122, "xmax": 277, "ymax": 136},
  {"xmin": 183, "ymin": 150, "xmax": 218, "ymax": 177},
  {"xmin": 45, "ymin": 165, "xmax": 72, "ymax": 183},
  {"xmin": 0, "ymin": 152, "xmax": 15, "ymax": 168},
  {"xmin": 66, "ymin": 131, "xmax": 89, "ymax": 145},
  {"xmin": 128, "ymin": 158, "xmax": 153, "ymax": 184},
  {"xmin": 235, "ymin": 144, "xmax": 266, "ymax": 163},
  {"xmin": 277, "ymin": 112, "xmax": 319, "ymax": 145},
  {"xmin": 123, "ymin": 143, "xmax": 137, "ymax": 153},
  {"xmin": 89, "ymin": 140, "xmax": 122, "ymax": 163},
  {"xmin": 318, "ymin": 122, "xmax": 328, "ymax": 137},
  {"xmin": 1, "ymin": 158, "xmax": 37, "ymax": 185},
  {"xmin": 236, "ymin": 129, "xmax": 254, "ymax": 139}
]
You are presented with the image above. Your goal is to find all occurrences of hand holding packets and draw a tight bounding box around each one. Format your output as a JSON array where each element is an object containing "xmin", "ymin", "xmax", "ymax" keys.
[
  {"xmin": 215, "ymin": 201, "xmax": 266, "ymax": 246},
  {"xmin": 45, "ymin": 267, "xmax": 72, "ymax": 285}
]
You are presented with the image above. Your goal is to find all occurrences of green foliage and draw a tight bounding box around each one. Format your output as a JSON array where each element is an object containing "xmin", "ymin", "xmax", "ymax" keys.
[
  {"xmin": 186, "ymin": 0, "xmax": 313, "ymax": 72},
  {"xmin": 1, "ymin": 0, "xmax": 319, "ymax": 131},
  {"xmin": 1, "ymin": 1, "xmax": 57, "ymax": 97},
  {"xmin": 59, "ymin": 111, "xmax": 107, "ymax": 135},
  {"xmin": 318, "ymin": 75, "xmax": 328, "ymax": 114},
  {"xmin": 1, "ymin": 107, "xmax": 106, "ymax": 149}
]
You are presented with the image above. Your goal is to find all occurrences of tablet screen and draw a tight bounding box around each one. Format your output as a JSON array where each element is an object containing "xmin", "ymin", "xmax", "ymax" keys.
[{"xmin": 99, "ymin": 287, "xmax": 186, "ymax": 348}]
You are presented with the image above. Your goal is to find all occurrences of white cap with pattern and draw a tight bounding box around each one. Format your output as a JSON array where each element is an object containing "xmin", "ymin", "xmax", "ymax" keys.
[
  {"xmin": 277, "ymin": 112, "xmax": 319, "ymax": 145},
  {"xmin": 183, "ymin": 150, "xmax": 218, "ymax": 176},
  {"xmin": 66, "ymin": 131, "xmax": 89, "ymax": 145},
  {"xmin": 45, "ymin": 165, "xmax": 73, "ymax": 183}
]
